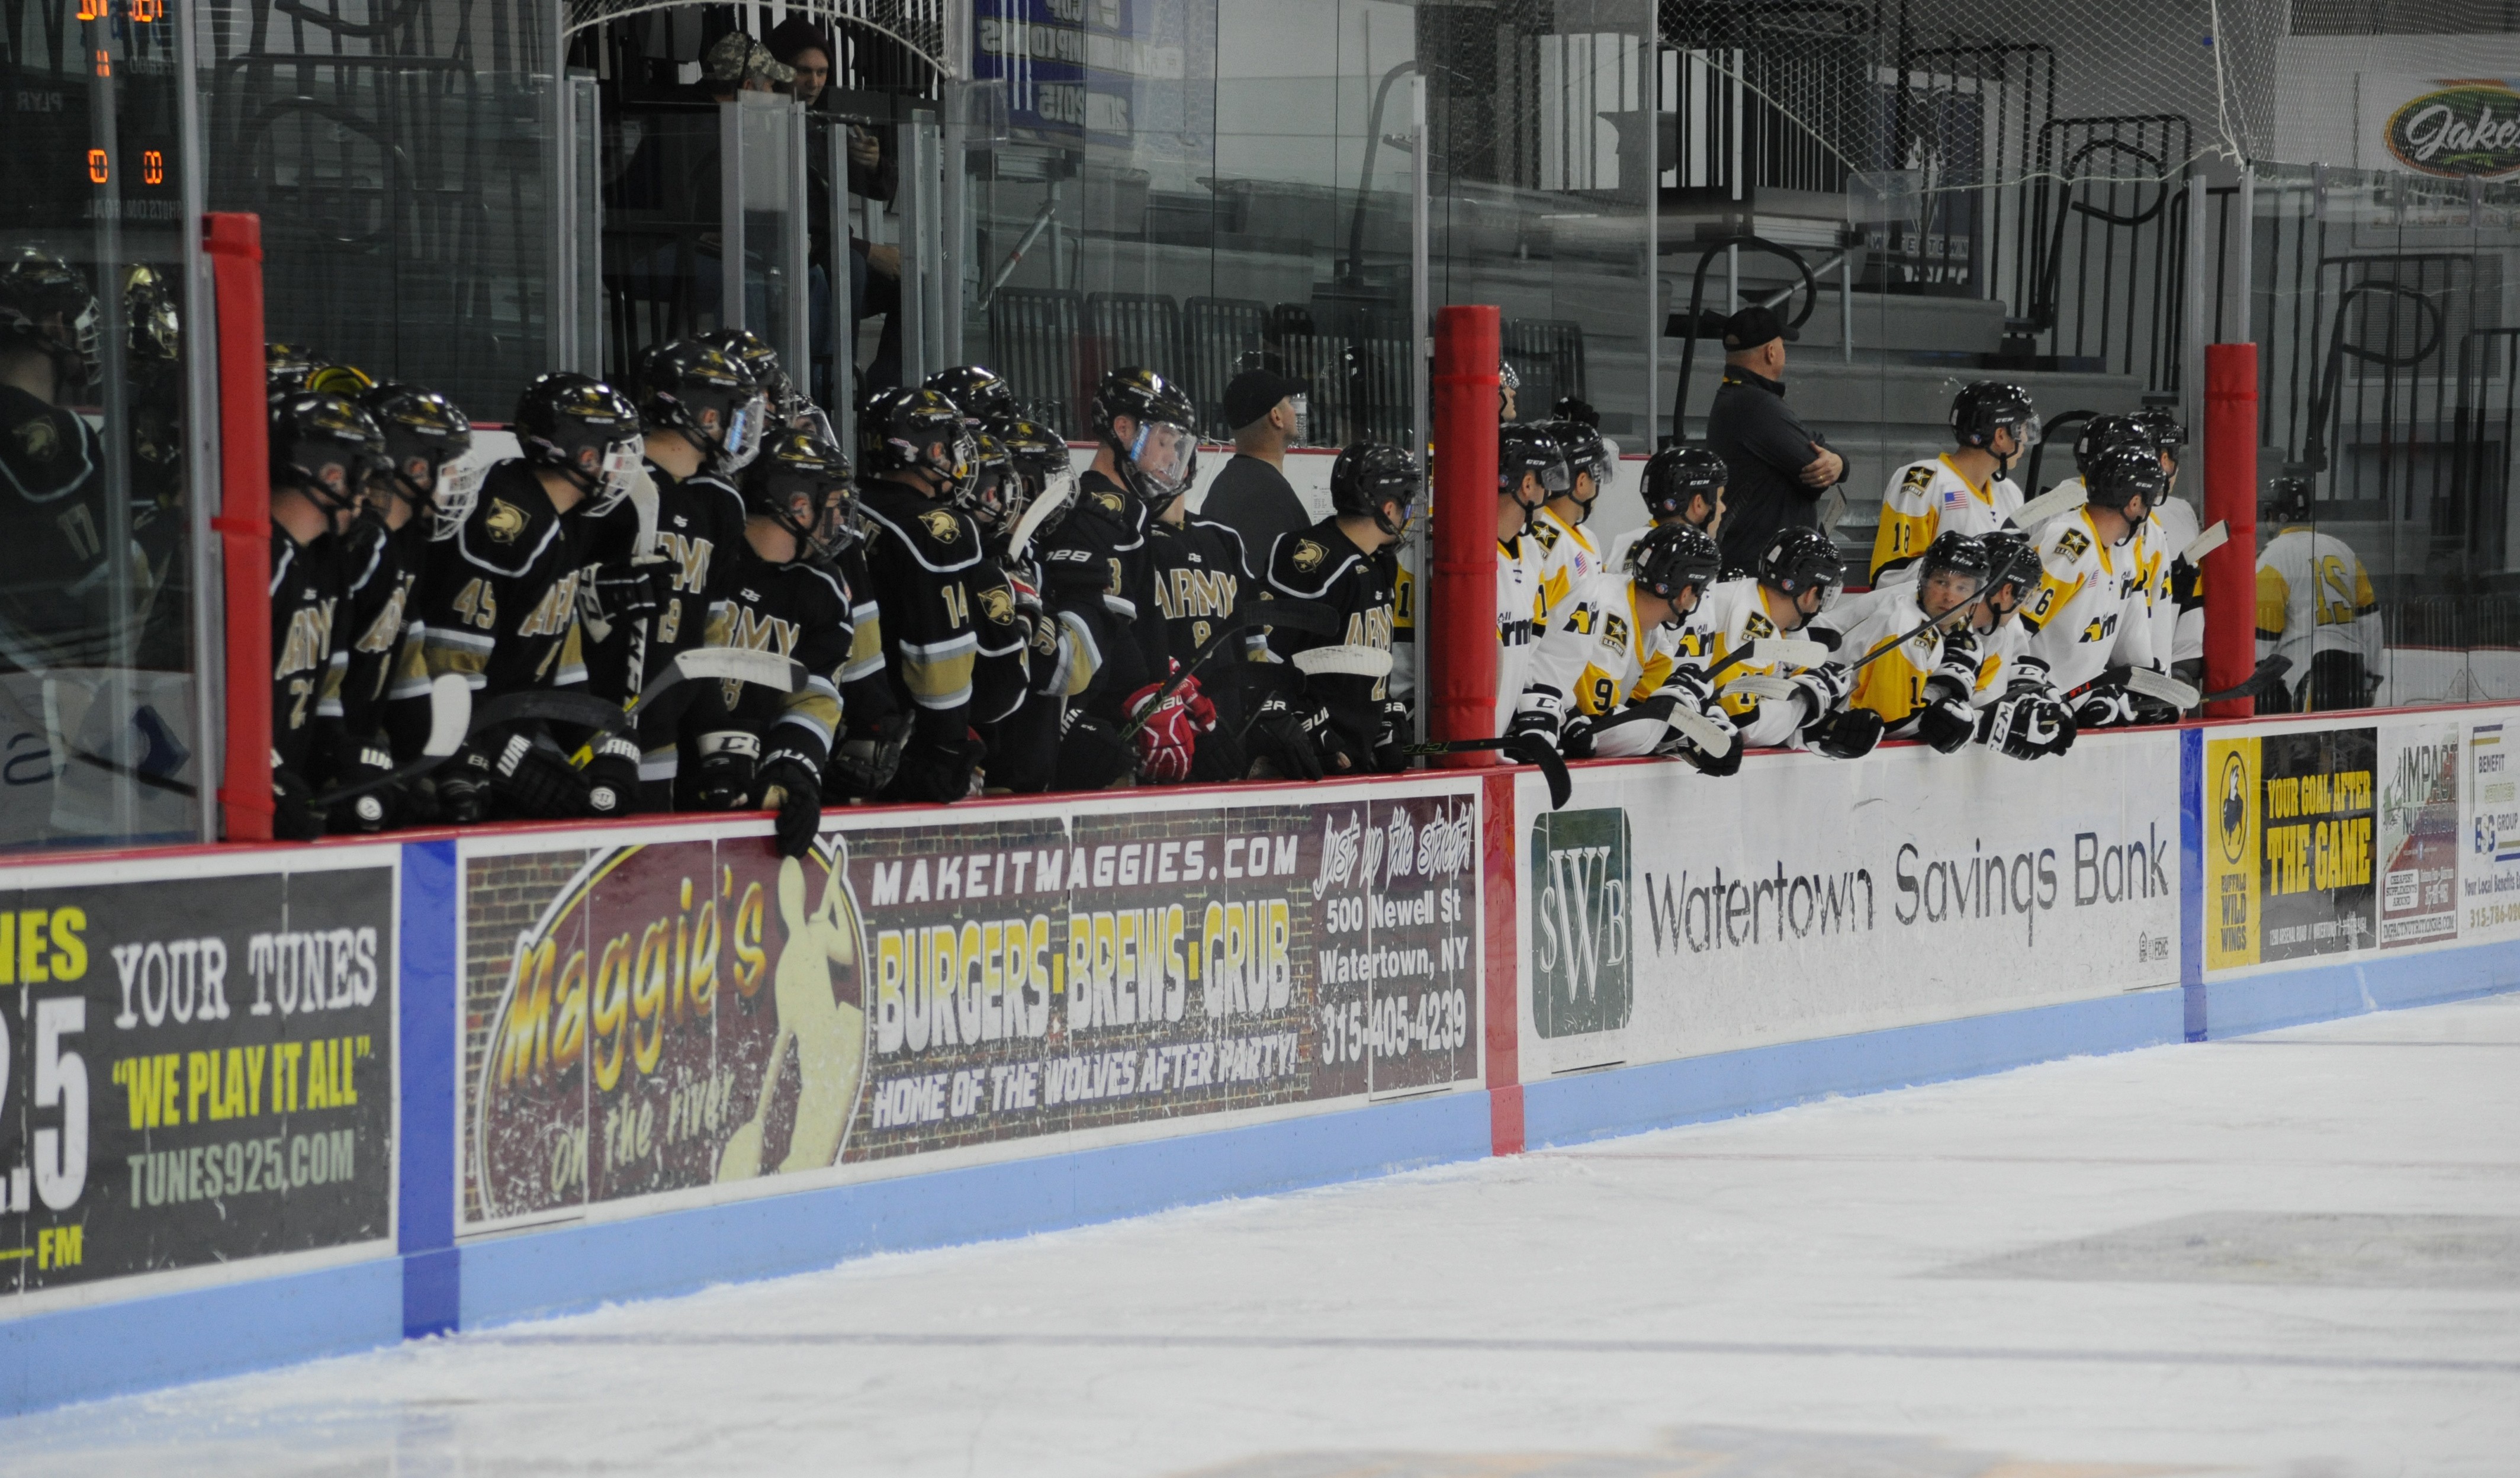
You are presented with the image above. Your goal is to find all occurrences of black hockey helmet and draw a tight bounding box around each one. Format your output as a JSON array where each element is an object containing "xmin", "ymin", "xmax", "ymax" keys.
[
  {"xmin": 270, "ymin": 391, "xmax": 387, "ymax": 514},
  {"xmin": 858, "ymin": 386, "xmax": 976, "ymax": 499},
  {"xmin": 1950, "ymin": 380, "xmax": 2038, "ymax": 454},
  {"xmin": 925, "ymin": 365, "xmax": 1019, "ymax": 426},
  {"xmin": 989, "ymin": 415, "xmax": 1078, "ymax": 550},
  {"xmin": 2264, "ymin": 475, "xmax": 2315, "ymax": 525},
  {"xmin": 744, "ymin": 430, "xmax": 857, "ymax": 562},
  {"xmin": 2072, "ymin": 413, "xmax": 2151, "ymax": 476},
  {"xmin": 1979, "ymin": 528, "xmax": 2039, "ymax": 604},
  {"xmin": 1551, "ymin": 394, "xmax": 1599, "ymax": 428},
  {"xmin": 1498, "ymin": 423, "xmax": 1570, "ymax": 506},
  {"xmin": 2081, "ymin": 441, "xmax": 2167, "ymax": 515},
  {"xmin": 1546, "ymin": 419, "xmax": 1613, "ymax": 499},
  {"xmin": 360, "ymin": 383, "xmax": 475, "ymax": 535},
  {"xmin": 1917, "ymin": 530, "xmax": 1992, "ymax": 591},
  {"xmin": 1629, "ymin": 522, "xmax": 1723, "ymax": 617},
  {"xmin": 637, "ymin": 339, "xmax": 760, "ymax": 471},
  {"xmin": 513, "ymin": 372, "xmax": 644, "ymax": 513},
  {"xmin": 1089, "ymin": 367, "xmax": 1200, "ymax": 505},
  {"xmin": 124, "ymin": 265, "xmax": 180, "ymax": 369},
  {"xmin": 265, "ymin": 342, "xmax": 326, "ymax": 396},
  {"xmin": 960, "ymin": 429, "xmax": 1016, "ymax": 535},
  {"xmin": 1756, "ymin": 526, "xmax": 1846, "ymax": 606},
  {"xmin": 695, "ymin": 327, "xmax": 786, "ymax": 401},
  {"xmin": 1641, "ymin": 443, "xmax": 1727, "ymax": 524},
  {"xmin": 2131, "ymin": 403, "xmax": 2187, "ymax": 458},
  {"xmin": 306, "ymin": 363, "xmax": 376, "ymax": 398},
  {"xmin": 0, "ymin": 247, "xmax": 99, "ymax": 393},
  {"xmin": 1330, "ymin": 441, "xmax": 1420, "ymax": 538}
]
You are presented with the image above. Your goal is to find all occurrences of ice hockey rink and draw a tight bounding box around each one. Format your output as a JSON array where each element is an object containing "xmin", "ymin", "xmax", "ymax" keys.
[{"xmin": 5, "ymin": 992, "xmax": 2514, "ymax": 1477}]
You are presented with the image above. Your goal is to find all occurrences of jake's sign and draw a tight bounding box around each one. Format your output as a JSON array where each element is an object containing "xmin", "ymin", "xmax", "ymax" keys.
[{"xmin": 2385, "ymin": 82, "xmax": 2520, "ymax": 179}]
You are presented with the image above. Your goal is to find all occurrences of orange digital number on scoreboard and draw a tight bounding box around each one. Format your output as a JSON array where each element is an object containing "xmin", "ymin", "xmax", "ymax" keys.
[
  {"xmin": 143, "ymin": 149, "xmax": 163, "ymax": 185},
  {"xmin": 87, "ymin": 149, "xmax": 109, "ymax": 185}
]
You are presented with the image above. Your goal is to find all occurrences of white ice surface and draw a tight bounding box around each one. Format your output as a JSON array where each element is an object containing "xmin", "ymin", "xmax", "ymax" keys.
[{"xmin": 8, "ymin": 993, "xmax": 2520, "ymax": 1477}]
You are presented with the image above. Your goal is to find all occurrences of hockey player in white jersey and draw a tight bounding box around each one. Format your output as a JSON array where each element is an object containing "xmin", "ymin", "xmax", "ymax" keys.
[
  {"xmin": 1491, "ymin": 424, "xmax": 1560, "ymax": 732},
  {"xmin": 2256, "ymin": 477, "xmax": 2383, "ymax": 711},
  {"xmin": 1507, "ymin": 523, "xmax": 1738, "ymax": 771},
  {"xmin": 1869, "ymin": 381, "xmax": 2035, "ymax": 587},
  {"xmin": 1838, "ymin": 531, "xmax": 1992, "ymax": 752},
  {"xmin": 1608, "ymin": 443, "xmax": 1725, "ymax": 574},
  {"xmin": 1531, "ymin": 419, "xmax": 1615, "ymax": 617},
  {"xmin": 2129, "ymin": 406, "xmax": 2205, "ymax": 687},
  {"xmin": 2016, "ymin": 442, "xmax": 2174, "ymax": 728},
  {"xmin": 1686, "ymin": 528, "xmax": 1878, "ymax": 758},
  {"xmin": 1968, "ymin": 528, "xmax": 2078, "ymax": 760}
]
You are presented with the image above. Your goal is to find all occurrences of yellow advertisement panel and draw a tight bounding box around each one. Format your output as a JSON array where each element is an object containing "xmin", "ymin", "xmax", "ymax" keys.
[{"xmin": 2207, "ymin": 735, "xmax": 2261, "ymax": 971}]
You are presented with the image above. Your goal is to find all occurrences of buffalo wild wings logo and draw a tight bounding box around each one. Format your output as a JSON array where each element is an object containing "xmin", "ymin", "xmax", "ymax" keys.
[
  {"xmin": 1290, "ymin": 539, "xmax": 1328, "ymax": 573},
  {"xmin": 2387, "ymin": 83, "xmax": 2520, "ymax": 179},
  {"xmin": 919, "ymin": 509, "xmax": 960, "ymax": 543},
  {"xmin": 484, "ymin": 498, "xmax": 528, "ymax": 543}
]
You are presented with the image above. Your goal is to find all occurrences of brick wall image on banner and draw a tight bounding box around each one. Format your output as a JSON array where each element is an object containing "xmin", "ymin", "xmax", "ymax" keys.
[{"xmin": 458, "ymin": 786, "xmax": 1481, "ymax": 1232}]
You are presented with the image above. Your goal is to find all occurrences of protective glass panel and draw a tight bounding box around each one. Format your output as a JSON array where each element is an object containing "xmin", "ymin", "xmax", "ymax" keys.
[{"xmin": 0, "ymin": 0, "xmax": 203, "ymax": 849}]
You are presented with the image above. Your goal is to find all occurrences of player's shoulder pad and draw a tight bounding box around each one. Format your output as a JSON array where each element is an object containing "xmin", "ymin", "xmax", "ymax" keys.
[
  {"xmin": 1269, "ymin": 533, "xmax": 1361, "ymax": 598},
  {"xmin": 342, "ymin": 520, "xmax": 390, "ymax": 596},
  {"xmin": 455, "ymin": 464, "xmax": 564, "ymax": 576},
  {"xmin": 1898, "ymin": 460, "xmax": 1936, "ymax": 491},
  {"xmin": 1529, "ymin": 517, "xmax": 1563, "ymax": 551},
  {"xmin": 0, "ymin": 389, "xmax": 98, "ymax": 503},
  {"xmin": 1187, "ymin": 513, "xmax": 1254, "ymax": 576},
  {"xmin": 859, "ymin": 499, "xmax": 982, "ymax": 574}
]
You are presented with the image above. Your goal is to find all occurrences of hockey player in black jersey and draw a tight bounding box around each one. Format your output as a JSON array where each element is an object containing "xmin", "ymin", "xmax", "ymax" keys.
[
  {"xmin": 578, "ymin": 339, "xmax": 764, "ymax": 808},
  {"xmin": 970, "ymin": 415, "xmax": 1097, "ymax": 792},
  {"xmin": 1264, "ymin": 442, "xmax": 1417, "ymax": 776},
  {"xmin": 687, "ymin": 430, "xmax": 862, "ymax": 856},
  {"xmin": 854, "ymin": 387, "xmax": 1030, "ymax": 802},
  {"xmin": 419, "ymin": 373, "xmax": 642, "ymax": 823},
  {"xmin": 0, "ymin": 246, "xmax": 150, "ymax": 674},
  {"xmin": 268, "ymin": 392, "xmax": 387, "ymax": 838},
  {"xmin": 319, "ymin": 381, "xmax": 475, "ymax": 830}
]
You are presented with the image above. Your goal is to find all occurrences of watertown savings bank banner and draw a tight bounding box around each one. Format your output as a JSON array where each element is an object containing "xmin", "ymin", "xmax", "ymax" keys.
[
  {"xmin": 1515, "ymin": 730, "xmax": 2182, "ymax": 1076},
  {"xmin": 458, "ymin": 782, "xmax": 1481, "ymax": 1230}
]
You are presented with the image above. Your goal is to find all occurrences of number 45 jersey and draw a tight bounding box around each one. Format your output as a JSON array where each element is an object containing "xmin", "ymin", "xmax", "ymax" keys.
[{"xmin": 415, "ymin": 460, "xmax": 592, "ymax": 700}]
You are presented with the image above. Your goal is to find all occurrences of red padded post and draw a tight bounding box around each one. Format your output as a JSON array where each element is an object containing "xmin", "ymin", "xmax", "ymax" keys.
[
  {"xmin": 1430, "ymin": 306, "xmax": 1500, "ymax": 763},
  {"xmin": 205, "ymin": 213, "xmax": 272, "ymax": 840},
  {"xmin": 2203, "ymin": 342, "xmax": 2259, "ymax": 720}
]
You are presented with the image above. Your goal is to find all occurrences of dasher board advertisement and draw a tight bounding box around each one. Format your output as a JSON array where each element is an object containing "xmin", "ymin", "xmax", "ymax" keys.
[
  {"xmin": 0, "ymin": 846, "xmax": 398, "ymax": 1309},
  {"xmin": 457, "ymin": 782, "xmax": 1481, "ymax": 1233},
  {"xmin": 2205, "ymin": 724, "xmax": 2380, "ymax": 975},
  {"xmin": 2464, "ymin": 711, "xmax": 2520, "ymax": 942},
  {"xmin": 1514, "ymin": 732, "xmax": 2181, "ymax": 1077}
]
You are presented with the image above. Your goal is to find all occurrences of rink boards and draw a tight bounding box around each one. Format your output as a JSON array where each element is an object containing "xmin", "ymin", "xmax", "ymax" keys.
[{"xmin": 5, "ymin": 708, "xmax": 2519, "ymax": 1412}]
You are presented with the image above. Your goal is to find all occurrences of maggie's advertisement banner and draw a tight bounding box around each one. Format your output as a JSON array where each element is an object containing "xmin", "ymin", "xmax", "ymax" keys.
[
  {"xmin": 1514, "ymin": 732, "xmax": 2181, "ymax": 1076},
  {"xmin": 457, "ymin": 783, "xmax": 1480, "ymax": 1231},
  {"xmin": 0, "ymin": 847, "xmax": 398, "ymax": 1305}
]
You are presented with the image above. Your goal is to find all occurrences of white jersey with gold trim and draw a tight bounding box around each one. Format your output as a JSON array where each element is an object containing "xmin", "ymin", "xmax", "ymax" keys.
[
  {"xmin": 1495, "ymin": 533, "xmax": 1545, "ymax": 734},
  {"xmin": 1680, "ymin": 576, "xmax": 1818, "ymax": 748},
  {"xmin": 1870, "ymin": 454, "xmax": 2024, "ymax": 586},
  {"xmin": 1529, "ymin": 503, "xmax": 1606, "ymax": 618},
  {"xmin": 2017, "ymin": 507, "xmax": 2156, "ymax": 696},
  {"xmin": 2255, "ymin": 525, "xmax": 2382, "ymax": 679},
  {"xmin": 1834, "ymin": 585, "xmax": 1964, "ymax": 734},
  {"xmin": 1518, "ymin": 568, "xmax": 1687, "ymax": 722}
]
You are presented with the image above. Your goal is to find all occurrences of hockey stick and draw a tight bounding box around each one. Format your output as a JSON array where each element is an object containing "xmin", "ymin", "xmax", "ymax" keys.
[
  {"xmin": 2125, "ymin": 666, "xmax": 2202, "ymax": 710},
  {"xmin": 1114, "ymin": 597, "xmax": 1345, "ymax": 746},
  {"xmin": 2004, "ymin": 481, "xmax": 2087, "ymax": 531},
  {"xmin": 1702, "ymin": 636, "xmax": 1829, "ymax": 684},
  {"xmin": 2202, "ymin": 656, "xmax": 2291, "ymax": 705},
  {"xmin": 1402, "ymin": 734, "xmax": 1571, "ymax": 809},
  {"xmin": 2182, "ymin": 520, "xmax": 2229, "ymax": 564}
]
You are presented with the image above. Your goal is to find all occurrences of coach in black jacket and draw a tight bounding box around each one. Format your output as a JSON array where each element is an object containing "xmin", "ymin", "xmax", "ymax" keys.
[{"xmin": 1705, "ymin": 306, "xmax": 1844, "ymax": 571}]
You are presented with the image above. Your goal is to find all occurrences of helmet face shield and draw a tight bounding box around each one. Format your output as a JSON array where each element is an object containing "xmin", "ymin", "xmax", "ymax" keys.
[
  {"xmin": 1126, "ymin": 417, "xmax": 1198, "ymax": 500},
  {"xmin": 725, "ymin": 392, "xmax": 769, "ymax": 471},
  {"xmin": 433, "ymin": 457, "xmax": 482, "ymax": 539},
  {"xmin": 581, "ymin": 435, "xmax": 644, "ymax": 514}
]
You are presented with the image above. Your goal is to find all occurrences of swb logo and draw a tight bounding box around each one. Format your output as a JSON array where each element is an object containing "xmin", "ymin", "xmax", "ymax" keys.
[{"xmin": 1531, "ymin": 809, "xmax": 1631, "ymax": 1037}]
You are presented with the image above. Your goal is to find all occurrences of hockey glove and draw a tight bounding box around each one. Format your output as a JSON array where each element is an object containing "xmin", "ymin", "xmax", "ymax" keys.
[
  {"xmin": 1804, "ymin": 706, "xmax": 1885, "ymax": 760},
  {"xmin": 584, "ymin": 558, "xmax": 667, "ymax": 627},
  {"xmin": 755, "ymin": 750, "xmax": 824, "ymax": 858},
  {"xmin": 488, "ymin": 730, "xmax": 593, "ymax": 819},
  {"xmin": 830, "ymin": 711, "xmax": 908, "ymax": 798},
  {"xmin": 581, "ymin": 734, "xmax": 643, "ymax": 817},
  {"xmin": 1923, "ymin": 628, "xmax": 1981, "ymax": 708},
  {"xmin": 2073, "ymin": 683, "xmax": 2138, "ymax": 730},
  {"xmin": 1248, "ymin": 693, "xmax": 1326, "ymax": 782},
  {"xmin": 1981, "ymin": 689, "xmax": 2075, "ymax": 760},
  {"xmin": 1788, "ymin": 662, "xmax": 1853, "ymax": 724},
  {"xmin": 1056, "ymin": 710, "xmax": 1136, "ymax": 790},
  {"xmin": 1916, "ymin": 695, "xmax": 1978, "ymax": 754},
  {"xmin": 1372, "ymin": 698, "xmax": 1412, "ymax": 774},
  {"xmin": 273, "ymin": 764, "xmax": 324, "ymax": 842},
  {"xmin": 1507, "ymin": 689, "xmax": 1567, "ymax": 750},
  {"xmin": 891, "ymin": 735, "xmax": 983, "ymax": 804},
  {"xmin": 1657, "ymin": 663, "xmax": 1715, "ymax": 714},
  {"xmin": 326, "ymin": 741, "xmax": 401, "ymax": 834},
  {"xmin": 1676, "ymin": 709, "xmax": 1744, "ymax": 777},
  {"xmin": 692, "ymin": 731, "xmax": 761, "ymax": 810},
  {"xmin": 1558, "ymin": 713, "xmax": 1597, "ymax": 760},
  {"xmin": 1124, "ymin": 664, "xmax": 1214, "ymax": 785},
  {"xmin": 435, "ymin": 746, "xmax": 494, "ymax": 825}
]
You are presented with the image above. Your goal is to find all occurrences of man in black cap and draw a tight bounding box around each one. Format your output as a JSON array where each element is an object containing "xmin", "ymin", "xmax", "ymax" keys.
[
  {"xmin": 1199, "ymin": 367, "xmax": 1311, "ymax": 568},
  {"xmin": 1705, "ymin": 304, "xmax": 1843, "ymax": 572}
]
